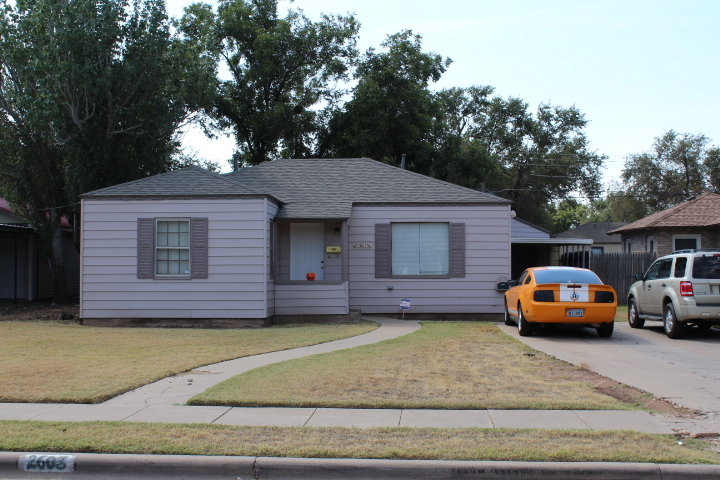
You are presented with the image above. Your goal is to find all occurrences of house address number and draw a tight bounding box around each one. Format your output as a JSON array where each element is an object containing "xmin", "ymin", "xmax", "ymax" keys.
[
  {"xmin": 353, "ymin": 243, "xmax": 372, "ymax": 249},
  {"xmin": 20, "ymin": 454, "xmax": 76, "ymax": 472}
]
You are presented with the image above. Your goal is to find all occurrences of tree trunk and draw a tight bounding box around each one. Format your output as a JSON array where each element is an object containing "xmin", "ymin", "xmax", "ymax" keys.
[{"xmin": 48, "ymin": 219, "xmax": 68, "ymax": 304}]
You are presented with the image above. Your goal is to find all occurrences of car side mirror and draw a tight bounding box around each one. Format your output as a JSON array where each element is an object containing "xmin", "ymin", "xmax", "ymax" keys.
[
  {"xmin": 507, "ymin": 280, "xmax": 518, "ymax": 287},
  {"xmin": 634, "ymin": 273, "xmax": 644, "ymax": 281}
]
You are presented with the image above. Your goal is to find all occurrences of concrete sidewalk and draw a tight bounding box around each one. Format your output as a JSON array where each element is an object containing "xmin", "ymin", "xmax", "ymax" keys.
[
  {"xmin": 0, "ymin": 402, "xmax": 683, "ymax": 434},
  {"xmin": 104, "ymin": 316, "xmax": 421, "ymax": 406}
]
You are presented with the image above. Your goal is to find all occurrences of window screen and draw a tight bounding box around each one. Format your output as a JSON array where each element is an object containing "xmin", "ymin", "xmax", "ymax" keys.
[{"xmin": 391, "ymin": 223, "xmax": 449, "ymax": 275}]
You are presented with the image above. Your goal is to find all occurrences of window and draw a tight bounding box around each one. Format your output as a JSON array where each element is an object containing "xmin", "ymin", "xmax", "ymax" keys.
[
  {"xmin": 391, "ymin": 223, "xmax": 448, "ymax": 275},
  {"xmin": 591, "ymin": 246, "xmax": 604, "ymax": 254},
  {"xmin": 674, "ymin": 257, "xmax": 687, "ymax": 278},
  {"xmin": 645, "ymin": 259, "xmax": 672, "ymax": 280},
  {"xmin": 156, "ymin": 220, "xmax": 190, "ymax": 275},
  {"xmin": 625, "ymin": 240, "xmax": 632, "ymax": 253},
  {"xmin": 673, "ymin": 235, "xmax": 700, "ymax": 251},
  {"xmin": 137, "ymin": 218, "xmax": 208, "ymax": 279},
  {"xmin": 375, "ymin": 222, "xmax": 465, "ymax": 278},
  {"xmin": 647, "ymin": 236, "xmax": 654, "ymax": 252}
]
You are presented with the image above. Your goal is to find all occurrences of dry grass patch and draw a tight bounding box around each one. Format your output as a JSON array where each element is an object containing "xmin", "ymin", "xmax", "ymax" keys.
[
  {"xmin": 191, "ymin": 322, "xmax": 629, "ymax": 410},
  {"xmin": 0, "ymin": 321, "xmax": 378, "ymax": 404},
  {"xmin": 0, "ymin": 421, "xmax": 717, "ymax": 463}
]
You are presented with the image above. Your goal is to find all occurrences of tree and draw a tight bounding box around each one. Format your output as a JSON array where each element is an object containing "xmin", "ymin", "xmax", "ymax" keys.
[
  {"xmin": 622, "ymin": 131, "xmax": 718, "ymax": 213},
  {"xmin": 433, "ymin": 88, "xmax": 605, "ymax": 228},
  {"xmin": 0, "ymin": 0, "xmax": 212, "ymax": 301},
  {"xmin": 180, "ymin": 0, "xmax": 359, "ymax": 166},
  {"xmin": 318, "ymin": 30, "xmax": 450, "ymax": 175}
]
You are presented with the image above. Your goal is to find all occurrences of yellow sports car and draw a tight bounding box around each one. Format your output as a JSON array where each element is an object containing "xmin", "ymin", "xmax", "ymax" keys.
[{"xmin": 504, "ymin": 266, "xmax": 617, "ymax": 337}]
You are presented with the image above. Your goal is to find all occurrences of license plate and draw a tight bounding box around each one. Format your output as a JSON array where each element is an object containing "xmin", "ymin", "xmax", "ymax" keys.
[{"xmin": 566, "ymin": 309, "xmax": 584, "ymax": 317}]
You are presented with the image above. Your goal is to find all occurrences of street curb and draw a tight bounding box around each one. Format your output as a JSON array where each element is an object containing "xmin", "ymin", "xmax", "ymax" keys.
[{"xmin": 2, "ymin": 452, "xmax": 720, "ymax": 479}]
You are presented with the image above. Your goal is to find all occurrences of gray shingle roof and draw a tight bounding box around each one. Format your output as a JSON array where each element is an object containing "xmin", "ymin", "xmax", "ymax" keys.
[
  {"xmin": 225, "ymin": 158, "xmax": 509, "ymax": 219},
  {"xmin": 555, "ymin": 222, "xmax": 627, "ymax": 243},
  {"xmin": 81, "ymin": 166, "xmax": 263, "ymax": 198}
]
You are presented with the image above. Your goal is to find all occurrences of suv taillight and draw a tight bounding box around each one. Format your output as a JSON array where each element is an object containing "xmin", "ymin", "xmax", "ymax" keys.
[{"xmin": 680, "ymin": 281, "xmax": 694, "ymax": 297}]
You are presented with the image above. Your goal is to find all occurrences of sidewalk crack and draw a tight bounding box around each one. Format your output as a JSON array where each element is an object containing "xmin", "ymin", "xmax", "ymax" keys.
[{"xmin": 303, "ymin": 408, "xmax": 317, "ymax": 426}]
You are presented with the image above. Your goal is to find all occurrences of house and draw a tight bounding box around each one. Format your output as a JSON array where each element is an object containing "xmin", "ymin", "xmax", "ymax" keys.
[
  {"xmin": 555, "ymin": 222, "xmax": 627, "ymax": 254},
  {"xmin": 608, "ymin": 193, "xmax": 720, "ymax": 256},
  {"xmin": 79, "ymin": 158, "xmax": 514, "ymax": 325},
  {"xmin": 0, "ymin": 198, "xmax": 80, "ymax": 301}
]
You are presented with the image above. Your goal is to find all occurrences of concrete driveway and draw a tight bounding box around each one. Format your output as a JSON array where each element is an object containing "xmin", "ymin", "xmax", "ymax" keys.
[{"xmin": 498, "ymin": 320, "xmax": 720, "ymax": 414}]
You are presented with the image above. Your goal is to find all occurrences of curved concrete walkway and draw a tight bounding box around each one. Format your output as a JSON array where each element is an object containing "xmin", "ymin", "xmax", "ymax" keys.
[{"xmin": 103, "ymin": 316, "xmax": 420, "ymax": 406}]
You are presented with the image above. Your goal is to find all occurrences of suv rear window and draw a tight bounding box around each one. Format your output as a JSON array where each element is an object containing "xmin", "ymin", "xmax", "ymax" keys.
[
  {"xmin": 692, "ymin": 256, "xmax": 720, "ymax": 279},
  {"xmin": 534, "ymin": 270, "xmax": 602, "ymax": 284}
]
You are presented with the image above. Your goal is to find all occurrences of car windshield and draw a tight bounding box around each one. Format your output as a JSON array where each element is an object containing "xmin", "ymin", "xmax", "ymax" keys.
[
  {"xmin": 692, "ymin": 256, "xmax": 720, "ymax": 279},
  {"xmin": 534, "ymin": 269, "xmax": 602, "ymax": 285}
]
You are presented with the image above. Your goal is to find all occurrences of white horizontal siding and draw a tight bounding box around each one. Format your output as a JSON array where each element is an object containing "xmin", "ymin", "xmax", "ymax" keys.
[
  {"xmin": 348, "ymin": 205, "xmax": 511, "ymax": 315},
  {"xmin": 274, "ymin": 283, "xmax": 348, "ymax": 315},
  {"xmin": 81, "ymin": 198, "xmax": 274, "ymax": 320}
]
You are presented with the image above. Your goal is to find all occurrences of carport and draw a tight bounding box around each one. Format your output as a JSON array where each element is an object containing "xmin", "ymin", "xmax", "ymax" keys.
[{"xmin": 510, "ymin": 217, "xmax": 593, "ymax": 279}]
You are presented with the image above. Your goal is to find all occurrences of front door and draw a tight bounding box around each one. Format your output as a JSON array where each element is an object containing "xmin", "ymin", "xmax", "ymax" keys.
[{"xmin": 290, "ymin": 223, "xmax": 325, "ymax": 281}]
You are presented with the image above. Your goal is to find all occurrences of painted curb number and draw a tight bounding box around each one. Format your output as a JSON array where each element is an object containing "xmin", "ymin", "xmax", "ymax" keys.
[{"xmin": 20, "ymin": 454, "xmax": 75, "ymax": 472}]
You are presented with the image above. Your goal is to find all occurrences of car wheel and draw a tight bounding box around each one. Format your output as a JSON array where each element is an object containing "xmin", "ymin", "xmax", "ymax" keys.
[
  {"xmin": 596, "ymin": 322, "xmax": 614, "ymax": 338},
  {"xmin": 664, "ymin": 303, "xmax": 685, "ymax": 339},
  {"xmin": 517, "ymin": 304, "xmax": 533, "ymax": 337},
  {"xmin": 627, "ymin": 298, "xmax": 644, "ymax": 329},
  {"xmin": 504, "ymin": 300, "xmax": 516, "ymax": 326}
]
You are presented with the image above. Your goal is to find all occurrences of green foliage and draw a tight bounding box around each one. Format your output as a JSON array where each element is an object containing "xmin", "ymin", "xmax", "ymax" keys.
[
  {"xmin": 0, "ymin": 0, "xmax": 212, "ymax": 301},
  {"xmin": 549, "ymin": 199, "xmax": 590, "ymax": 234},
  {"xmin": 181, "ymin": 0, "xmax": 359, "ymax": 166},
  {"xmin": 622, "ymin": 130, "xmax": 718, "ymax": 213},
  {"xmin": 319, "ymin": 30, "xmax": 450, "ymax": 175}
]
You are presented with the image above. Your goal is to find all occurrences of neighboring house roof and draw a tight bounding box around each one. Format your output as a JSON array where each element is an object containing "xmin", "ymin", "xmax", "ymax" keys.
[
  {"xmin": 225, "ymin": 158, "xmax": 509, "ymax": 219},
  {"xmin": 608, "ymin": 193, "xmax": 720, "ymax": 234},
  {"xmin": 0, "ymin": 198, "xmax": 72, "ymax": 228},
  {"xmin": 555, "ymin": 222, "xmax": 627, "ymax": 244},
  {"xmin": 0, "ymin": 198, "xmax": 12, "ymax": 214},
  {"xmin": 81, "ymin": 166, "xmax": 267, "ymax": 198}
]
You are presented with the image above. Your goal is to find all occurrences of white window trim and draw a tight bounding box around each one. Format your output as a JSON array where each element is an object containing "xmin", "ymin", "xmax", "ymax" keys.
[
  {"xmin": 672, "ymin": 234, "xmax": 701, "ymax": 251},
  {"xmin": 156, "ymin": 218, "xmax": 191, "ymax": 277},
  {"xmin": 646, "ymin": 236, "xmax": 654, "ymax": 252}
]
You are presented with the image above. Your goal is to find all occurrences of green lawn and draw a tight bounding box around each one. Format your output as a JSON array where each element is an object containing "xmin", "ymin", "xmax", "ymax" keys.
[
  {"xmin": 190, "ymin": 321, "xmax": 631, "ymax": 410},
  {"xmin": 0, "ymin": 321, "xmax": 378, "ymax": 403}
]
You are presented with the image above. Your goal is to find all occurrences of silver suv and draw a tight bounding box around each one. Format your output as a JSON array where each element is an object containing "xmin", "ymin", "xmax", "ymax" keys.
[{"xmin": 627, "ymin": 249, "xmax": 720, "ymax": 339}]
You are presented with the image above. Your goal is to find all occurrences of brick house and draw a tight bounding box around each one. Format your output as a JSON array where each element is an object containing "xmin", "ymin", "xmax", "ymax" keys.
[{"xmin": 608, "ymin": 193, "xmax": 720, "ymax": 256}]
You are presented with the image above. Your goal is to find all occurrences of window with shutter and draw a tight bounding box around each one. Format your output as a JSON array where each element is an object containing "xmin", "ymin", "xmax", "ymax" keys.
[
  {"xmin": 374, "ymin": 222, "xmax": 465, "ymax": 278},
  {"xmin": 136, "ymin": 217, "xmax": 208, "ymax": 279}
]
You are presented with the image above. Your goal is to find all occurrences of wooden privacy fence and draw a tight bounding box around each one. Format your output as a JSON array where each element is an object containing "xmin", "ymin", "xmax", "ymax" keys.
[{"xmin": 561, "ymin": 252, "xmax": 657, "ymax": 305}]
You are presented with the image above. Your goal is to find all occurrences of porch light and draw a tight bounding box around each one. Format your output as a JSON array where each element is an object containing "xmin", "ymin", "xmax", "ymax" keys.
[{"xmin": 334, "ymin": 227, "xmax": 340, "ymax": 236}]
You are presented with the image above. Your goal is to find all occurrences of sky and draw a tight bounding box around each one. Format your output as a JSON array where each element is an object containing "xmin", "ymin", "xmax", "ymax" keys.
[{"xmin": 167, "ymin": 0, "xmax": 719, "ymax": 189}]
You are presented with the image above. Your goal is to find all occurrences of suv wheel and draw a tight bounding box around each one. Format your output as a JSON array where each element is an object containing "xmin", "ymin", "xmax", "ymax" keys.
[
  {"xmin": 504, "ymin": 300, "xmax": 515, "ymax": 326},
  {"xmin": 627, "ymin": 297, "xmax": 644, "ymax": 328},
  {"xmin": 664, "ymin": 303, "xmax": 685, "ymax": 339},
  {"xmin": 517, "ymin": 304, "xmax": 533, "ymax": 337}
]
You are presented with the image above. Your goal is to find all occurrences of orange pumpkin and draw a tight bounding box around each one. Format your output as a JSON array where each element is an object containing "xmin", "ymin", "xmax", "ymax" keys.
[{"xmin": 306, "ymin": 272, "xmax": 316, "ymax": 281}]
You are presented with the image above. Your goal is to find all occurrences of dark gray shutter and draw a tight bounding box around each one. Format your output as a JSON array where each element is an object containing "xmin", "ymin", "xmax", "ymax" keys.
[
  {"xmin": 375, "ymin": 223, "xmax": 391, "ymax": 278},
  {"xmin": 449, "ymin": 223, "xmax": 465, "ymax": 278},
  {"xmin": 191, "ymin": 217, "xmax": 209, "ymax": 279},
  {"xmin": 137, "ymin": 218, "xmax": 154, "ymax": 279}
]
